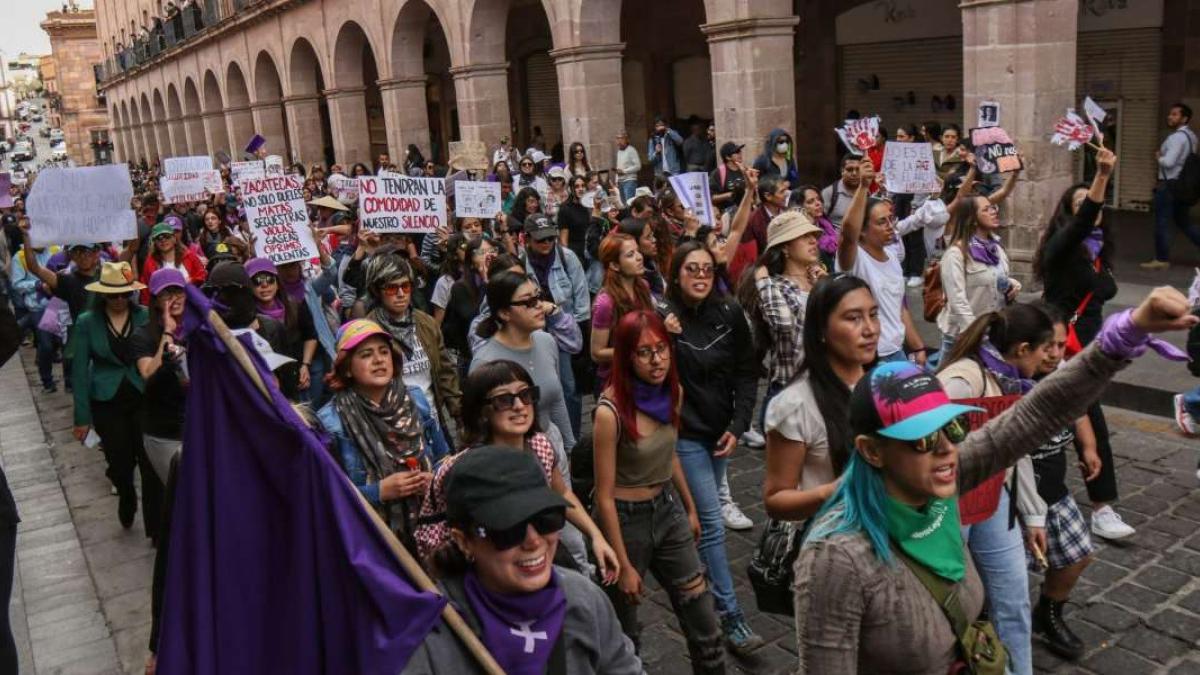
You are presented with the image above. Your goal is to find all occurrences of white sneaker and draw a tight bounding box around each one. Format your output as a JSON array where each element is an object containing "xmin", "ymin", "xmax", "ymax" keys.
[
  {"xmin": 906, "ymin": 276, "xmax": 923, "ymax": 288},
  {"xmin": 1091, "ymin": 506, "xmax": 1136, "ymax": 541},
  {"xmin": 740, "ymin": 428, "xmax": 765, "ymax": 448},
  {"xmin": 722, "ymin": 502, "xmax": 754, "ymax": 531},
  {"xmin": 1175, "ymin": 394, "xmax": 1199, "ymax": 436}
]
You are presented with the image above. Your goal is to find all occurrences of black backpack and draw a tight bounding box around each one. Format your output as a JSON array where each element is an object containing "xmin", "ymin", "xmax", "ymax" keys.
[{"xmin": 1169, "ymin": 131, "xmax": 1200, "ymax": 205}]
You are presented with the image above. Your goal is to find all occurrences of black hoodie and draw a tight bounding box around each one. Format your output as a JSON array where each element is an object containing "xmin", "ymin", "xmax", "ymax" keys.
[{"xmin": 669, "ymin": 294, "xmax": 758, "ymax": 443}]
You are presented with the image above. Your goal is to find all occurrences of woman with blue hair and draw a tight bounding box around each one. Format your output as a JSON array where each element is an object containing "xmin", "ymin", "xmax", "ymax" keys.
[{"xmin": 791, "ymin": 286, "xmax": 1196, "ymax": 673}]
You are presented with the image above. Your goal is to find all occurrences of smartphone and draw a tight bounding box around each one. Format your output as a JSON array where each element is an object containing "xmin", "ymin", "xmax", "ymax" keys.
[{"xmin": 598, "ymin": 169, "xmax": 611, "ymax": 186}]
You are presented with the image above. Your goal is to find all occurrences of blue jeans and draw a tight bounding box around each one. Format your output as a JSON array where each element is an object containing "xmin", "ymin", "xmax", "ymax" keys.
[
  {"xmin": 19, "ymin": 309, "xmax": 59, "ymax": 388},
  {"xmin": 960, "ymin": 488, "xmax": 1032, "ymax": 675},
  {"xmin": 1184, "ymin": 383, "xmax": 1200, "ymax": 417},
  {"xmin": 302, "ymin": 351, "xmax": 331, "ymax": 409},
  {"xmin": 558, "ymin": 347, "xmax": 581, "ymax": 440},
  {"xmin": 619, "ymin": 180, "xmax": 637, "ymax": 203},
  {"xmin": 1153, "ymin": 183, "xmax": 1200, "ymax": 262},
  {"xmin": 676, "ymin": 437, "xmax": 740, "ymax": 620}
]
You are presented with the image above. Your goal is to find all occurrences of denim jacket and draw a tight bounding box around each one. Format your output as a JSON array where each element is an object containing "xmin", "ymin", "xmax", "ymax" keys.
[
  {"xmin": 303, "ymin": 260, "xmax": 340, "ymax": 360},
  {"xmin": 10, "ymin": 250, "xmax": 53, "ymax": 313},
  {"xmin": 647, "ymin": 128, "xmax": 685, "ymax": 176},
  {"xmin": 524, "ymin": 245, "xmax": 590, "ymax": 325},
  {"xmin": 316, "ymin": 386, "xmax": 451, "ymax": 506}
]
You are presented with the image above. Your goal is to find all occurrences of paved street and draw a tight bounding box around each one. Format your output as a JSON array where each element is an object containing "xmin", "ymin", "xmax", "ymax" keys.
[{"xmin": 2, "ymin": 342, "xmax": 1200, "ymax": 674}]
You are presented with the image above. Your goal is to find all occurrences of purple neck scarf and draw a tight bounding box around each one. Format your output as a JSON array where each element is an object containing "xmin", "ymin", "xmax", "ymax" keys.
[
  {"xmin": 817, "ymin": 216, "xmax": 840, "ymax": 255},
  {"xmin": 633, "ymin": 379, "xmax": 673, "ymax": 424},
  {"xmin": 282, "ymin": 277, "xmax": 306, "ymax": 304},
  {"xmin": 463, "ymin": 569, "xmax": 566, "ymax": 675},
  {"xmin": 1084, "ymin": 228, "xmax": 1104, "ymax": 261},
  {"xmin": 977, "ymin": 339, "xmax": 1033, "ymax": 394},
  {"xmin": 968, "ymin": 236, "xmax": 1001, "ymax": 266},
  {"xmin": 258, "ymin": 298, "xmax": 285, "ymax": 323}
]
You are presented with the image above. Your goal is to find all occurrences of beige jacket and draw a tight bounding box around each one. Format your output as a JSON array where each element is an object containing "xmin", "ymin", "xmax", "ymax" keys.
[{"xmin": 936, "ymin": 243, "xmax": 1019, "ymax": 337}]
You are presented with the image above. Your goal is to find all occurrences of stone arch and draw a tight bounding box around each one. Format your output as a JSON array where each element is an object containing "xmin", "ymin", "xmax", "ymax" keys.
[
  {"xmin": 224, "ymin": 61, "xmax": 256, "ymax": 154},
  {"xmin": 252, "ymin": 50, "xmax": 291, "ymax": 160},
  {"xmin": 128, "ymin": 97, "xmax": 144, "ymax": 163},
  {"xmin": 139, "ymin": 93, "xmax": 160, "ymax": 162},
  {"xmin": 152, "ymin": 89, "xmax": 171, "ymax": 161},
  {"xmin": 387, "ymin": 0, "xmax": 456, "ymax": 162},
  {"xmin": 505, "ymin": 0, "xmax": 561, "ymax": 154},
  {"xmin": 464, "ymin": 0, "xmax": 511, "ymax": 67},
  {"xmin": 166, "ymin": 83, "xmax": 187, "ymax": 156},
  {"xmin": 202, "ymin": 69, "xmax": 231, "ymax": 158},
  {"xmin": 183, "ymin": 77, "xmax": 205, "ymax": 155},
  {"xmin": 287, "ymin": 36, "xmax": 335, "ymax": 166},
  {"xmin": 330, "ymin": 21, "xmax": 386, "ymax": 164}
]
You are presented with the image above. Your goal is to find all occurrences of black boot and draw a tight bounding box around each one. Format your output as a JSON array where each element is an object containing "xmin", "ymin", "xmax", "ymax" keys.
[
  {"xmin": 1033, "ymin": 595, "xmax": 1084, "ymax": 659},
  {"xmin": 118, "ymin": 487, "xmax": 137, "ymax": 529}
]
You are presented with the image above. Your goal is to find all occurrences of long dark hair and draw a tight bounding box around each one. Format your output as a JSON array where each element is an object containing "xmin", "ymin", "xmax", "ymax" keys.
[
  {"xmin": 796, "ymin": 274, "xmax": 873, "ymax": 474},
  {"xmin": 476, "ymin": 270, "xmax": 529, "ymax": 339},
  {"xmin": 438, "ymin": 232, "xmax": 469, "ymax": 281},
  {"xmin": 945, "ymin": 195, "xmax": 984, "ymax": 249},
  {"xmin": 666, "ymin": 240, "xmax": 721, "ymax": 308},
  {"xmin": 510, "ymin": 187, "xmax": 541, "ymax": 224},
  {"xmin": 568, "ymin": 142, "xmax": 591, "ymax": 175},
  {"xmin": 460, "ymin": 359, "xmax": 543, "ymax": 448},
  {"xmin": 939, "ymin": 303, "xmax": 1055, "ymax": 372},
  {"xmin": 461, "ymin": 236, "xmax": 493, "ymax": 304},
  {"xmin": 1032, "ymin": 182, "xmax": 1114, "ymax": 283}
]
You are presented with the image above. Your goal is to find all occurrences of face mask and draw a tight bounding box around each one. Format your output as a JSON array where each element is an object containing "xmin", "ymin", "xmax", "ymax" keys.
[{"xmin": 776, "ymin": 141, "xmax": 790, "ymax": 154}]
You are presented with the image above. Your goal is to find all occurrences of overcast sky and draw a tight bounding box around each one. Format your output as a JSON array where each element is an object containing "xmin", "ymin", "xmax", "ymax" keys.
[{"xmin": 1, "ymin": 0, "xmax": 95, "ymax": 57}]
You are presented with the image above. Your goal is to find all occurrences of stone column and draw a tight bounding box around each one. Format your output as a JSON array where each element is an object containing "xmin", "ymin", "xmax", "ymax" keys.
[
  {"xmin": 961, "ymin": 0, "xmax": 1077, "ymax": 282},
  {"xmin": 154, "ymin": 119, "xmax": 171, "ymax": 160},
  {"xmin": 323, "ymin": 87, "xmax": 371, "ymax": 166},
  {"xmin": 450, "ymin": 62, "xmax": 510, "ymax": 144},
  {"xmin": 202, "ymin": 111, "xmax": 230, "ymax": 158},
  {"xmin": 224, "ymin": 105, "xmax": 256, "ymax": 158},
  {"xmin": 140, "ymin": 122, "xmax": 158, "ymax": 162},
  {"xmin": 282, "ymin": 94, "xmax": 323, "ymax": 166},
  {"xmin": 111, "ymin": 126, "xmax": 125, "ymax": 164},
  {"xmin": 183, "ymin": 114, "xmax": 206, "ymax": 157},
  {"xmin": 793, "ymin": 1, "xmax": 840, "ymax": 182},
  {"xmin": 550, "ymin": 43, "xmax": 625, "ymax": 171},
  {"xmin": 165, "ymin": 116, "xmax": 186, "ymax": 156},
  {"xmin": 250, "ymin": 101, "xmax": 287, "ymax": 159},
  {"xmin": 378, "ymin": 76, "xmax": 431, "ymax": 162},
  {"xmin": 702, "ymin": 16, "xmax": 800, "ymax": 156}
]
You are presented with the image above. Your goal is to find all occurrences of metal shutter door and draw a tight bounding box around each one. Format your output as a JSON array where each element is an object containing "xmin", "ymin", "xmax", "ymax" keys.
[
  {"xmin": 838, "ymin": 37, "xmax": 964, "ymax": 132},
  {"xmin": 523, "ymin": 52, "xmax": 562, "ymax": 152}
]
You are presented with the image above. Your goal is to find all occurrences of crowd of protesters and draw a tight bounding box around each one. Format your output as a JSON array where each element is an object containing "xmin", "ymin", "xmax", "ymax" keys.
[{"xmin": 0, "ymin": 108, "xmax": 1197, "ymax": 675}]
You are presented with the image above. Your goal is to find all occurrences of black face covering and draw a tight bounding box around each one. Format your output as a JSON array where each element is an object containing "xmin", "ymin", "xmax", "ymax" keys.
[{"xmin": 216, "ymin": 287, "xmax": 259, "ymax": 329}]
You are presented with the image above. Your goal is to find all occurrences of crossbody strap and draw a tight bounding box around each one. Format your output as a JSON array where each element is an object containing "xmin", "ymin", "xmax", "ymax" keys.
[
  {"xmin": 1070, "ymin": 259, "xmax": 1103, "ymax": 325},
  {"xmin": 894, "ymin": 547, "xmax": 971, "ymax": 640}
]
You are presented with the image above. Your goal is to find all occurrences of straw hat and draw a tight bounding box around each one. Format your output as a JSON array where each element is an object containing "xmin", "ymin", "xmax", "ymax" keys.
[
  {"xmin": 307, "ymin": 195, "xmax": 349, "ymax": 212},
  {"xmin": 85, "ymin": 261, "xmax": 146, "ymax": 294}
]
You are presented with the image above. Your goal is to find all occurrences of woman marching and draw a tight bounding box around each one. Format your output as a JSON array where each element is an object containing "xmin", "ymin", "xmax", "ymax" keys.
[{"xmin": 590, "ymin": 233, "xmax": 655, "ymax": 392}]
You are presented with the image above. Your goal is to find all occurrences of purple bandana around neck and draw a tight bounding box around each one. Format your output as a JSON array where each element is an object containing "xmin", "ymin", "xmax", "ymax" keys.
[
  {"xmin": 258, "ymin": 297, "xmax": 285, "ymax": 323},
  {"xmin": 463, "ymin": 569, "xmax": 566, "ymax": 675},
  {"xmin": 1084, "ymin": 228, "xmax": 1104, "ymax": 261},
  {"xmin": 633, "ymin": 378, "xmax": 673, "ymax": 424},
  {"xmin": 282, "ymin": 277, "xmax": 306, "ymax": 304},
  {"xmin": 968, "ymin": 236, "xmax": 1001, "ymax": 266},
  {"xmin": 977, "ymin": 339, "xmax": 1034, "ymax": 394},
  {"xmin": 817, "ymin": 216, "xmax": 840, "ymax": 255}
]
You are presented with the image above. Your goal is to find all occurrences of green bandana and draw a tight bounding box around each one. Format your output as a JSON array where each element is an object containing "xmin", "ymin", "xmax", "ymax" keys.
[{"xmin": 886, "ymin": 496, "xmax": 966, "ymax": 582}]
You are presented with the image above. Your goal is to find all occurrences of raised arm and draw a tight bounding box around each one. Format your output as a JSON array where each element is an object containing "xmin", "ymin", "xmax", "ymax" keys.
[
  {"xmin": 836, "ymin": 160, "xmax": 874, "ymax": 271},
  {"xmin": 1041, "ymin": 149, "xmax": 1115, "ymax": 266},
  {"xmin": 18, "ymin": 218, "xmax": 58, "ymax": 290},
  {"xmin": 987, "ymin": 161, "xmax": 1022, "ymax": 205},
  {"xmin": 712, "ymin": 166, "xmax": 757, "ymax": 263}
]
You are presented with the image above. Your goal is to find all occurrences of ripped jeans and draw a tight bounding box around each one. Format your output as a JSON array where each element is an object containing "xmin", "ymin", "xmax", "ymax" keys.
[{"xmin": 605, "ymin": 487, "xmax": 725, "ymax": 674}]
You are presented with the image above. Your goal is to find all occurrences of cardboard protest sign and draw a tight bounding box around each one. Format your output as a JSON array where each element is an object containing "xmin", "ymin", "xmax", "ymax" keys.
[
  {"xmin": 1050, "ymin": 109, "xmax": 1095, "ymax": 151},
  {"xmin": 969, "ymin": 128, "xmax": 1023, "ymax": 175},
  {"xmin": 454, "ymin": 181, "xmax": 502, "ymax": 219},
  {"xmin": 163, "ymin": 156, "xmax": 212, "ymax": 174},
  {"xmin": 977, "ymin": 100, "xmax": 1000, "ymax": 128},
  {"xmin": 835, "ymin": 116, "xmax": 880, "ymax": 155},
  {"xmin": 880, "ymin": 142, "xmax": 940, "ymax": 194},
  {"xmin": 241, "ymin": 174, "xmax": 318, "ymax": 265},
  {"xmin": 1083, "ymin": 96, "xmax": 1107, "ymax": 142},
  {"xmin": 230, "ymin": 160, "xmax": 265, "ymax": 185},
  {"xmin": 448, "ymin": 140, "xmax": 489, "ymax": 171},
  {"xmin": 357, "ymin": 175, "xmax": 446, "ymax": 234},
  {"xmin": 668, "ymin": 172, "xmax": 716, "ymax": 227},
  {"xmin": 161, "ymin": 170, "xmax": 224, "ymax": 204},
  {"xmin": 0, "ymin": 173, "xmax": 11, "ymax": 209},
  {"xmin": 264, "ymin": 155, "xmax": 285, "ymax": 177},
  {"xmin": 26, "ymin": 164, "xmax": 137, "ymax": 247},
  {"xmin": 328, "ymin": 174, "xmax": 359, "ymax": 204}
]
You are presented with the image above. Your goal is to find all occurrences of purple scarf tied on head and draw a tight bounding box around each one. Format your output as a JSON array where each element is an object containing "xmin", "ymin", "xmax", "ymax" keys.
[
  {"xmin": 463, "ymin": 570, "xmax": 566, "ymax": 675},
  {"xmin": 1083, "ymin": 228, "xmax": 1104, "ymax": 261},
  {"xmin": 257, "ymin": 297, "xmax": 285, "ymax": 323},
  {"xmin": 968, "ymin": 236, "xmax": 1001, "ymax": 266},
  {"xmin": 633, "ymin": 379, "xmax": 673, "ymax": 424}
]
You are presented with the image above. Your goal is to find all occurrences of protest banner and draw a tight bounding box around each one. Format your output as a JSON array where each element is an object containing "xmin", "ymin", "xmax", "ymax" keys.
[
  {"xmin": 668, "ymin": 172, "xmax": 716, "ymax": 227},
  {"xmin": 448, "ymin": 140, "xmax": 489, "ymax": 171},
  {"xmin": 241, "ymin": 174, "xmax": 318, "ymax": 265},
  {"xmin": 161, "ymin": 170, "xmax": 224, "ymax": 204},
  {"xmin": 1050, "ymin": 109, "xmax": 1096, "ymax": 151},
  {"xmin": 969, "ymin": 127, "xmax": 1023, "ymax": 175},
  {"xmin": 163, "ymin": 156, "xmax": 212, "ymax": 174},
  {"xmin": 977, "ymin": 100, "xmax": 1000, "ymax": 128},
  {"xmin": 880, "ymin": 142, "xmax": 940, "ymax": 194},
  {"xmin": 835, "ymin": 116, "xmax": 880, "ymax": 155},
  {"xmin": 10, "ymin": 172, "xmax": 27, "ymax": 187},
  {"xmin": 264, "ymin": 155, "xmax": 285, "ymax": 177},
  {"xmin": 358, "ymin": 175, "xmax": 446, "ymax": 234},
  {"xmin": 328, "ymin": 174, "xmax": 360, "ymax": 203},
  {"xmin": 0, "ymin": 173, "xmax": 11, "ymax": 209},
  {"xmin": 26, "ymin": 164, "xmax": 137, "ymax": 247},
  {"xmin": 454, "ymin": 181, "xmax": 502, "ymax": 219},
  {"xmin": 231, "ymin": 160, "xmax": 265, "ymax": 185}
]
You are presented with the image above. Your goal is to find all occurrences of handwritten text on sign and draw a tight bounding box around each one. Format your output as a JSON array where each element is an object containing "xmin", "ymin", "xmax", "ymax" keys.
[
  {"xmin": 27, "ymin": 165, "xmax": 137, "ymax": 248},
  {"xmin": 969, "ymin": 127, "xmax": 1023, "ymax": 176},
  {"xmin": 161, "ymin": 170, "xmax": 224, "ymax": 204},
  {"xmin": 881, "ymin": 142, "xmax": 940, "ymax": 194},
  {"xmin": 358, "ymin": 176, "xmax": 446, "ymax": 234},
  {"xmin": 242, "ymin": 175, "xmax": 317, "ymax": 265}
]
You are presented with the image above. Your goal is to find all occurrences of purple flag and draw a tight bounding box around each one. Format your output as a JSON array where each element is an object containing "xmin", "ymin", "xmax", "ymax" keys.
[
  {"xmin": 0, "ymin": 173, "xmax": 11, "ymax": 209},
  {"xmin": 157, "ymin": 286, "xmax": 446, "ymax": 674}
]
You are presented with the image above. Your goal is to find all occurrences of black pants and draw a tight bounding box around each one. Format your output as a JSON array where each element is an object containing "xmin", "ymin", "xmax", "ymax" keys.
[
  {"xmin": 92, "ymin": 381, "xmax": 164, "ymax": 538},
  {"xmin": 901, "ymin": 230, "xmax": 927, "ymax": 278},
  {"xmin": 0, "ymin": 523, "xmax": 15, "ymax": 674},
  {"xmin": 1074, "ymin": 315, "xmax": 1118, "ymax": 504}
]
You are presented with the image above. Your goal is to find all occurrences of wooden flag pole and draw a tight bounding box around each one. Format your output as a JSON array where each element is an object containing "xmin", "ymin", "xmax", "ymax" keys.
[{"xmin": 207, "ymin": 310, "xmax": 505, "ymax": 675}]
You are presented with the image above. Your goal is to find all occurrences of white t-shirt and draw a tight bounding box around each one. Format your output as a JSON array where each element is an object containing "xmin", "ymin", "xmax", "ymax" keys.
[
  {"xmin": 763, "ymin": 372, "xmax": 835, "ymax": 492},
  {"xmin": 431, "ymin": 274, "xmax": 454, "ymax": 310},
  {"xmin": 837, "ymin": 242, "xmax": 906, "ymax": 357},
  {"xmin": 402, "ymin": 336, "xmax": 437, "ymax": 423}
]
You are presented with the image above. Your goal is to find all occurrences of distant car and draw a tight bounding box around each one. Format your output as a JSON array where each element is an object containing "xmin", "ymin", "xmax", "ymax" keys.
[
  {"xmin": 39, "ymin": 127, "xmax": 50, "ymax": 138},
  {"xmin": 49, "ymin": 128, "xmax": 64, "ymax": 142},
  {"xmin": 31, "ymin": 114, "xmax": 43, "ymax": 123},
  {"xmin": 10, "ymin": 142, "xmax": 33, "ymax": 162},
  {"xmin": 51, "ymin": 146, "xmax": 68, "ymax": 162}
]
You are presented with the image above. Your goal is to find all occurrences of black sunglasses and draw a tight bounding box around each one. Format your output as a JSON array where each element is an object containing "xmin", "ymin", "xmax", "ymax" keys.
[
  {"xmin": 904, "ymin": 415, "xmax": 971, "ymax": 453},
  {"xmin": 510, "ymin": 292, "xmax": 544, "ymax": 309},
  {"xmin": 473, "ymin": 509, "xmax": 566, "ymax": 551},
  {"xmin": 487, "ymin": 386, "xmax": 540, "ymax": 412}
]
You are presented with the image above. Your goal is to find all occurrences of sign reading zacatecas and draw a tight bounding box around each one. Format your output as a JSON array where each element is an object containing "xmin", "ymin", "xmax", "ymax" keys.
[{"xmin": 242, "ymin": 175, "xmax": 317, "ymax": 265}]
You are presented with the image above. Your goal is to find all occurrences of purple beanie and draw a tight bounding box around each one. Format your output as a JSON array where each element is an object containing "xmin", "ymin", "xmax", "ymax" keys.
[
  {"xmin": 149, "ymin": 268, "xmax": 187, "ymax": 296},
  {"xmin": 244, "ymin": 257, "xmax": 278, "ymax": 279},
  {"xmin": 163, "ymin": 214, "xmax": 184, "ymax": 231}
]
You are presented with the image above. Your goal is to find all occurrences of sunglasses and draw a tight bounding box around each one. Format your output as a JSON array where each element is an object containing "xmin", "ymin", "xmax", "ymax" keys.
[
  {"xmin": 634, "ymin": 342, "xmax": 670, "ymax": 364},
  {"xmin": 487, "ymin": 386, "xmax": 540, "ymax": 412},
  {"xmin": 381, "ymin": 280, "xmax": 413, "ymax": 297},
  {"xmin": 510, "ymin": 292, "xmax": 544, "ymax": 309},
  {"xmin": 906, "ymin": 415, "xmax": 971, "ymax": 453},
  {"xmin": 473, "ymin": 509, "xmax": 566, "ymax": 551},
  {"xmin": 682, "ymin": 262, "xmax": 714, "ymax": 278},
  {"xmin": 252, "ymin": 274, "xmax": 277, "ymax": 287},
  {"xmin": 520, "ymin": 162, "xmax": 534, "ymax": 167},
  {"xmin": 153, "ymin": 233, "xmax": 174, "ymax": 242}
]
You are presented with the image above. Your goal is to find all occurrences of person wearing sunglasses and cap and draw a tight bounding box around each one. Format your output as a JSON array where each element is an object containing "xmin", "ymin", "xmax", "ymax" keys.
[
  {"xmin": 71, "ymin": 261, "xmax": 163, "ymax": 536},
  {"xmin": 791, "ymin": 286, "xmax": 1197, "ymax": 673},
  {"xmin": 243, "ymin": 257, "xmax": 317, "ymax": 401},
  {"xmin": 405, "ymin": 446, "xmax": 641, "ymax": 675},
  {"xmin": 317, "ymin": 319, "xmax": 450, "ymax": 554},
  {"xmin": 138, "ymin": 220, "xmax": 206, "ymax": 305},
  {"xmin": 132, "ymin": 268, "xmax": 190, "ymax": 487}
]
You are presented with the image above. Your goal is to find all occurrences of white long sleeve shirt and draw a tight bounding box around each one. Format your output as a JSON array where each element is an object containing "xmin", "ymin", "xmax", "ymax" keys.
[
  {"xmin": 615, "ymin": 145, "xmax": 641, "ymax": 183},
  {"xmin": 1158, "ymin": 125, "xmax": 1196, "ymax": 180}
]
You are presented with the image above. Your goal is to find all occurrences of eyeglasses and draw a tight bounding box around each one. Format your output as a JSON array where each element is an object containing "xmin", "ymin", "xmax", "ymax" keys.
[
  {"xmin": 251, "ymin": 274, "xmax": 276, "ymax": 287},
  {"xmin": 510, "ymin": 293, "xmax": 544, "ymax": 309},
  {"xmin": 634, "ymin": 342, "xmax": 670, "ymax": 364},
  {"xmin": 381, "ymin": 280, "xmax": 413, "ymax": 297},
  {"xmin": 487, "ymin": 386, "xmax": 540, "ymax": 412},
  {"xmin": 906, "ymin": 415, "xmax": 971, "ymax": 453},
  {"xmin": 682, "ymin": 262, "xmax": 714, "ymax": 278},
  {"xmin": 980, "ymin": 204, "xmax": 1000, "ymax": 214},
  {"xmin": 473, "ymin": 509, "xmax": 566, "ymax": 551},
  {"xmin": 520, "ymin": 162, "xmax": 533, "ymax": 168},
  {"xmin": 153, "ymin": 233, "xmax": 174, "ymax": 242}
]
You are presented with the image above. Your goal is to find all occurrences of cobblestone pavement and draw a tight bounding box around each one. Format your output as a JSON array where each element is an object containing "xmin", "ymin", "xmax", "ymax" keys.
[{"xmin": 4, "ymin": 342, "xmax": 1200, "ymax": 674}]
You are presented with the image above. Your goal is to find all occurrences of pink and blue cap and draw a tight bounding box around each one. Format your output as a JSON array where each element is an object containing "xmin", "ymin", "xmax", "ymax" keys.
[{"xmin": 849, "ymin": 361, "xmax": 983, "ymax": 441}]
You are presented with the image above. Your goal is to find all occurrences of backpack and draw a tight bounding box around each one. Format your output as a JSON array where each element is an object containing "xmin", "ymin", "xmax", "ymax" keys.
[
  {"xmin": 922, "ymin": 257, "xmax": 946, "ymax": 322},
  {"xmin": 1169, "ymin": 130, "xmax": 1200, "ymax": 205}
]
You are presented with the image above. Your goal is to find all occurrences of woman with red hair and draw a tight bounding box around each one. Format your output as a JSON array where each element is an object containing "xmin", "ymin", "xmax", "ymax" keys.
[
  {"xmin": 589, "ymin": 233, "xmax": 655, "ymax": 392},
  {"xmin": 592, "ymin": 310, "xmax": 725, "ymax": 674}
]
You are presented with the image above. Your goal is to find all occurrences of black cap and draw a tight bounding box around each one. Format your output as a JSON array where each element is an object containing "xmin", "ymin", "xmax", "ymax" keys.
[
  {"xmin": 205, "ymin": 261, "xmax": 251, "ymax": 289},
  {"xmin": 444, "ymin": 446, "xmax": 570, "ymax": 530},
  {"xmin": 720, "ymin": 142, "xmax": 744, "ymax": 160},
  {"xmin": 523, "ymin": 212, "xmax": 558, "ymax": 242}
]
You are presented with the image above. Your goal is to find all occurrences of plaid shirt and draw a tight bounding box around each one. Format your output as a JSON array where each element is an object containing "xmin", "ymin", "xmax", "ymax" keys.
[{"xmin": 756, "ymin": 274, "xmax": 809, "ymax": 387}]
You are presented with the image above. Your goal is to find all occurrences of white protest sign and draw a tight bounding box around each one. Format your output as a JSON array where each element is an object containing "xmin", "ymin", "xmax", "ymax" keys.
[
  {"xmin": 328, "ymin": 174, "xmax": 359, "ymax": 204},
  {"xmin": 162, "ymin": 156, "xmax": 212, "ymax": 174},
  {"xmin": 880, "ymin": 142, "xmax": 940, "ymax": 194},
  {"xmin": 1082, "ymin": 96, "xmax": 1107, "ymax": 142},
  {"xmin": 161, "ymin": 170, "xmax": 224, "ymax": 204},
  {"xmin": 264, "ymin": 155, "xmax": 284, "ymax": 177},
  {"xmin": 241, "ymin": 174, "xmax": 318, "ymax": 265},
  {"xmin": 668, "ymin": 172, "xmax": 716, "ymax": 228},
  {"xmin": 27, "ymin": 164, "xmax": 137, "ymax": 247},
  {"xmin": 454, "ymin": 181, "xmax": 502, "ymax": 219},
  {"xmin": 977, "ymin": 100, "xmax": 1001, "ymax": 128},
  {"xmin": 230, "ymin": 160, "xmax": 265, "ymax": 185},
  {"xmin": 358, "ymin": 175, "xmax": 446, "ymax": 234}
]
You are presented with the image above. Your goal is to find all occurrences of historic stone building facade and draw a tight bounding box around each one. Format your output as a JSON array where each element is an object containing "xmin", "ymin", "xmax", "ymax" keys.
[{"xmin": 42, "ymin": 8, "xmax": 111, "ymax": 165}]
